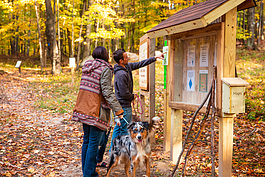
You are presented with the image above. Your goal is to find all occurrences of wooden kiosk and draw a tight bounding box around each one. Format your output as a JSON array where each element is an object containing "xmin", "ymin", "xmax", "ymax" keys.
[{"xmin": 145, "ymin": 0, "xmax": 255, "ymax": 176}]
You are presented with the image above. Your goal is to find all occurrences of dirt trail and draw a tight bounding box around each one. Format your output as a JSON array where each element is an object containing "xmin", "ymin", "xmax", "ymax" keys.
[{"xmin": 0, "ymin": 71, "xmax": 172, "ymax": 177}]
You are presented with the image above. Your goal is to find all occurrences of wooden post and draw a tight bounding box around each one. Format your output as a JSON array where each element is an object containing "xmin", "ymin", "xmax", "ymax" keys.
[
  {"xmin": 219, "ymin": 115, "xmax": 234, "ymax": 177},
  {"xmin": 140, "ymin": 93, "xmax": 146, "ymax": 121},
  {"xmin": 69, "ymin": 57, "xmax": 75, "ymax": 86},
  {"xmin": 15, "ymin": 61, "xmax": 22, "ymax": 75},
  {"xmin": 170, "ymin": 109, "xmax": 183, "ymax": 163},
  {"xmin": 164, "ymin": 36, "xmax": 171, "ymax": 152},
  {"xmin": 71, "ymin": 67, "xmax": 74, "ymax": 86},
  {"xmin": 149, "ymin": 38, "xmax": 156, "ymax": 120},
  {"xmin": 219, "ymin": 7, "xmax": 237, "ymax": 177}
]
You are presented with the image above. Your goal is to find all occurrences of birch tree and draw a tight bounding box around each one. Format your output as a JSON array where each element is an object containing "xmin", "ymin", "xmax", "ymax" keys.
[{"xmin": 34, "ymin": 0, "xmax": 44, "ymax": 72}]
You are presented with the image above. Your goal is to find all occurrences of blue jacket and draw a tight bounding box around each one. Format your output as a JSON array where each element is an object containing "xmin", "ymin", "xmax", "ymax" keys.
[{"xmin": 114, "ymin": 57, "xmax": 156, "ymax": 108}]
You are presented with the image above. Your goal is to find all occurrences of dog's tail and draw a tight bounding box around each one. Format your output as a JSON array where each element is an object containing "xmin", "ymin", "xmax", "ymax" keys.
[
  {"xmin": 149, "ymin": 116, "xmax": 160, "ymax": 130},
  {"xmin": 148, "ymin": 117, "xmax": 160, "ymax": 144}
]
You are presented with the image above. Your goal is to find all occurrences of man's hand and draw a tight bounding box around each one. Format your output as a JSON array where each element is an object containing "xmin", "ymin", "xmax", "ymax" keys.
[
  {"xmin": 117, "ymin": 115, "xmax": 123, "ymax": 126},
  {"xmin": 155, "ymin": 52, "xmax": 166, "ymax": 60}
]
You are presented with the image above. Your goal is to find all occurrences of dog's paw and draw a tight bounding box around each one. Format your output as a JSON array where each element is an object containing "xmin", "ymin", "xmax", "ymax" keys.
[{"xmin": 152, "ymin": 116, "xmax": 160, "ymax": 122}]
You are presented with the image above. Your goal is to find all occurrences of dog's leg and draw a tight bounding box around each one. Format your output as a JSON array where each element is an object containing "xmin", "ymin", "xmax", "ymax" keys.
[
  {"xmin": 125, "ymin": 160, "xmax": 131, "ymax": 177},
  {"xmin": 132, "ymin": 159, "xmax": 139, "ymax": 177},
  {"xmin": 107, "ymin": 156, "xmax": 119, "ymax": 177},
  {"xmin": 145, "ymin": 156, "xmax": 151, "ymax": 177}
]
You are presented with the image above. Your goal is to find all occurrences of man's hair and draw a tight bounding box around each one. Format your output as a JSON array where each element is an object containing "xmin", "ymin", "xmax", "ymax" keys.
[
  {"xmin": 113, "ymin": 49, "xmax": 126, "ymax": 64},
  {"xmin": 92, "ymin": 46, "xmax": 109, "ymax": 62}
]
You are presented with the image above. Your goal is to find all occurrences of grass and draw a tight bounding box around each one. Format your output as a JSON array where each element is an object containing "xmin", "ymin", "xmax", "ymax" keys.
[
  {"xmin": 28, "ymin": 71, "xmax": 81, "ymax": 114},
  {"xmin": 236, "ymin": 48, "xmax": 265, "ymax": 120},
  {"xmin": 0, "ymin": 50, "xmax": 264, "ymax": 120}
]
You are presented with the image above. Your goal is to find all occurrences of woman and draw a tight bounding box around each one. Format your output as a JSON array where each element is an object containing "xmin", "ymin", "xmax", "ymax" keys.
[{"xmin": 72, "ymin": 46, "xmax": 123, "ymax": 177}]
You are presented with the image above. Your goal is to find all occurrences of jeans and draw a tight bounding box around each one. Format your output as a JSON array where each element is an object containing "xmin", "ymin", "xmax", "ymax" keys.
[
  {"xmin": 96, "ymin": 129, "xmax": 110, "ymax": 163},
  {"xmin": 109, "ymin": 107, "xmax": 132, "ymax": 154},
  {"xmin": 82, "ymin": 124, "xmax": 104, "ymax": 177}
]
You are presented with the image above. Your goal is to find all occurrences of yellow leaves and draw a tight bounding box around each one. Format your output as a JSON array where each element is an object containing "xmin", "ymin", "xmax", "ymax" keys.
[
  {"xmin": 4, "ymin": 171, "xmax": 12, "ymax": 177},
  {"xmin": 90, "ymin": 28, "xmax": 125, "ymax": 39},
  {"xmin": 28, "ymin": 166, "xmax": 35, "ymax": 173}
]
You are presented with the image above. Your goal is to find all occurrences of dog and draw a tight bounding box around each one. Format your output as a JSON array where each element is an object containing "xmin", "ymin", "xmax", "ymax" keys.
[{"xmin": 106, "ymin": 117, "xmax": 160, "ymax": 177}]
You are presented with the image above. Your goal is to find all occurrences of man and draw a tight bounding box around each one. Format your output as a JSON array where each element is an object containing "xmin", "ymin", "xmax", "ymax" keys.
[{"xmin": 109, "ymin": 49, "xmax": 164, "ymax": 152}]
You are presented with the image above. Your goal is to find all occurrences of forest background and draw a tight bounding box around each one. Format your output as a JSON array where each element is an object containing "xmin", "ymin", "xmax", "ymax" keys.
[
  {"xmin": 0, "ymin": 0, "xmax": 264, "ymax": 74},
  {"xmin": 0, "ymin": 0, "xmax": 265, "ymax": 176},
  {"xmin": 1, "ymin": 0, "xmax": 264, "ymax": 119}
]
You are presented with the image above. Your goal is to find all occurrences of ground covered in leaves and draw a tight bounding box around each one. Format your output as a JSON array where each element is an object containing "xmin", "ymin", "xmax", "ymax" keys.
[{"xmin": 0, "ymin": 52, "xmax": 264, "ymax": 176}]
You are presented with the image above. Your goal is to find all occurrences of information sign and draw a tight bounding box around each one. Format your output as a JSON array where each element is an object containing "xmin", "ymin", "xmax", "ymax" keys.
[
  {"xmin": 162, "ymin": 46, "xmax": 168, "ymax": 65},
  {"xmin": 139, "ymin": 41, "xmax": 148, "ymax": 90},
  {"xmin": 69, "ymin": 57, "xmax": 75, "ymax": 68},
  {"xmin": 199, "ymin": 70, "xmax": 208, "ymax": 92},
  {"xmin": 187, "ymin": 45, "xmax": 195, "ymax": 67},
  {"xmin": 15, "ymin": 61, "xmax": 22, "ymax": 68},
  {"xmin": 200, "ymin": 44, "xmax": 209, "ymax": 67},
  {"xmin": 187, "ymin": 70, "xmax": 195, "ymax": 91}
]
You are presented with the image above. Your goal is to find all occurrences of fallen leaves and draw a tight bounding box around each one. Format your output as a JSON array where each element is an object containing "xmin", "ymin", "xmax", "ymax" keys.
[{"xmin": 1, "ymin": 65, "xmax": 264, "ymax": 176}]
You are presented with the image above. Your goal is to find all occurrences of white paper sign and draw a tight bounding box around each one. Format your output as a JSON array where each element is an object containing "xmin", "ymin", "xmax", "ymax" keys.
[
  {"xmin": 69, "ymin": 57, "xmax": 75, "ymax": 68},
  {"xmin": 15, "ymin": 61, "xmax": 22, "ymax": 68},
  {"xmin": 187, "ymin": 70, "xmax": 195, "ymax": 91},
  {"xmin": 187, "ymin": 45, "xmax": 195, "ymax": 67},
  {"xmin": 139, "ymin": 42, "xmax": 148, "ymax": 89},
  {"xmin": 200, "ymin": 44, "xmax": 209, "ymax": 67},
  {"xmin": 162, "ymin": 46, "xmax": 168, "ymax": 65}
]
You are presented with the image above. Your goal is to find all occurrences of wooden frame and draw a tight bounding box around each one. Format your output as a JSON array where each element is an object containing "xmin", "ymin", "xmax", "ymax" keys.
[{"xmin": 168, "ymin": 23, "xmax": 222, "ymax": 115}]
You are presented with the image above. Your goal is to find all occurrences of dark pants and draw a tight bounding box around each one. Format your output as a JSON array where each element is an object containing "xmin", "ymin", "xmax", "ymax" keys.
[
  {"xmin": 109, "ymin": 107, "xmax": 132, "ymax": 154},
  {"xmin": 82, "ymin": 124, "xmax": 103, "ymax": 177},
  {"xmin": 97, "ymin": 129, "xmax": 111, "ymax": 163}
]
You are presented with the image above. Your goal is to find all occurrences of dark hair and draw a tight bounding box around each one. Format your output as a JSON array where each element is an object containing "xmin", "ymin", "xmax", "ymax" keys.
[
  {"xmin": 92, "ymin": 46, "xmax": 109, "ymax": 62},
  {"xmin": 113, "ymin": 49, "xmax": 126, "ymax": 64}
]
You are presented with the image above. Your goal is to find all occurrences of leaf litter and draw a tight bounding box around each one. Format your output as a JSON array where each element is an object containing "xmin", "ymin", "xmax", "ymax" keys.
[{"xmin": 0, "ymin": 69, "xmax": 264, "ymax": 176}]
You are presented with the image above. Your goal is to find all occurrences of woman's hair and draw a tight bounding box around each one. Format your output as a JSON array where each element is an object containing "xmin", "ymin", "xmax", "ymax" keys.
[
  {"xmin": 113, "ymin": 49, "xmax": 126, "ymax": 64},
  {"xmin": 92, "ymin": 46, "xmax": 109, "ymax": 62}
]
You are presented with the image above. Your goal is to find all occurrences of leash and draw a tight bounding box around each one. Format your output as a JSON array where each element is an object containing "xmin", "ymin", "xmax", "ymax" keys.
[
  {"xmin": 132, "ymin": 93, "xmax": 144, "ymax": 115},
  {"xmin": 114, "ymin": 115, "xmax": 129, "ymax": 125}
]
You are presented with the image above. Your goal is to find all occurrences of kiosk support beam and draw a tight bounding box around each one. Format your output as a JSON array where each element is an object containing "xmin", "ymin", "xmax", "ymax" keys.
[
  {"xmin": 219, "ymin": 116, "xmax": 234, "ymax": 177},
  {"xmin": 219, "ymin": 7, "xmax": 237, "ymax": 177},
  {"xmin": 164, "ymin": 36, "xmax": 171, "ymax": 151},
  {"xmin": 149, "ymin": 38, "xmax": 156, "ymax": 120},
  {"xmin": 170, "ymin": 109, "xmax": 183, "ymax": 163}
]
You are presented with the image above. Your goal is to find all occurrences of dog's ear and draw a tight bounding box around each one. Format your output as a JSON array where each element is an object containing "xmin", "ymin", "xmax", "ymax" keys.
[
  {"xmin": 142, "ymin": 121, "xmax": 150, "ymax": 130},
  {"xmin": 127, "ymin": 122, "xmax": 136, "ymax": 130}
]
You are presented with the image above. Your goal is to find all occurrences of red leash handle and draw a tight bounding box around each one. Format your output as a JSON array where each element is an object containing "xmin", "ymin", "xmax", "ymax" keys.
[{"xmin": 132, "ymin": 94, "xmax": 143, "ymax": 115}]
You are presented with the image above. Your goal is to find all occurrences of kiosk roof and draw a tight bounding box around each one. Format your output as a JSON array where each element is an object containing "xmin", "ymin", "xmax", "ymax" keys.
[{"xmin": 147, "ymin": 0, "xmax": 255, "ymax": 38}]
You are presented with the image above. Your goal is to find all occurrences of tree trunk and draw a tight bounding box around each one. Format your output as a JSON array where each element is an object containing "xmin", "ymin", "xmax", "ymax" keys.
[
  {"xmin": 40, "ymin": 4, "xmax": 47, "ymax": 66},
  {"xmin": 243, "ymin": 10, "xmax": 246, "ymax": 46},
  {"xmin": 83, "ymin": 0, "xmax": 93, "ymax": 60},
  {"xmin": 45, "ymin": 0, "xmax": 61, "ymax": 75},
  {"xmin": 57, "ymin": 0, "xmax": 61, "ymax": 63},
  {"xmin": 247, "ymin": 7, "xmax": 257, "ymax": 49},
  {"xmin": 76, "ymin": 1, "xmax": 86, "ymax": 70},
  {"xmin": 258, "ymin": 2, "xmax": 264, "ymax": 44},
  {"xmin": 67, "ymin": 28, "xmax": 72, "ymax": 57},
  {"xmin": 27, "ymin": 6, "xmax": 31, "ymax": 56},
  {"xmin": 35, "ymin": 0, "xmax": 44, "ymax": 72},
  {"xmin": 95, "ymin": 20, "xmax": 99, "ymax": 48},
  {"xmin": 71, "ymin": 0, "xmax": 75, "ymax": 57},
  {"xmin": 131, "ymin": 0, "xmax": 135, "ymax": 52}
]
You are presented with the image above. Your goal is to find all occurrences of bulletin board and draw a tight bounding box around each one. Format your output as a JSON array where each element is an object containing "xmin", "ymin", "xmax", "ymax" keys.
[
  {"xmin": 169, "ymin": 24, "xmax": 221, "ymax": 113},
  {"xmin": 139, "ymin": 34, "xmax": 150, "ymax": 91}
]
